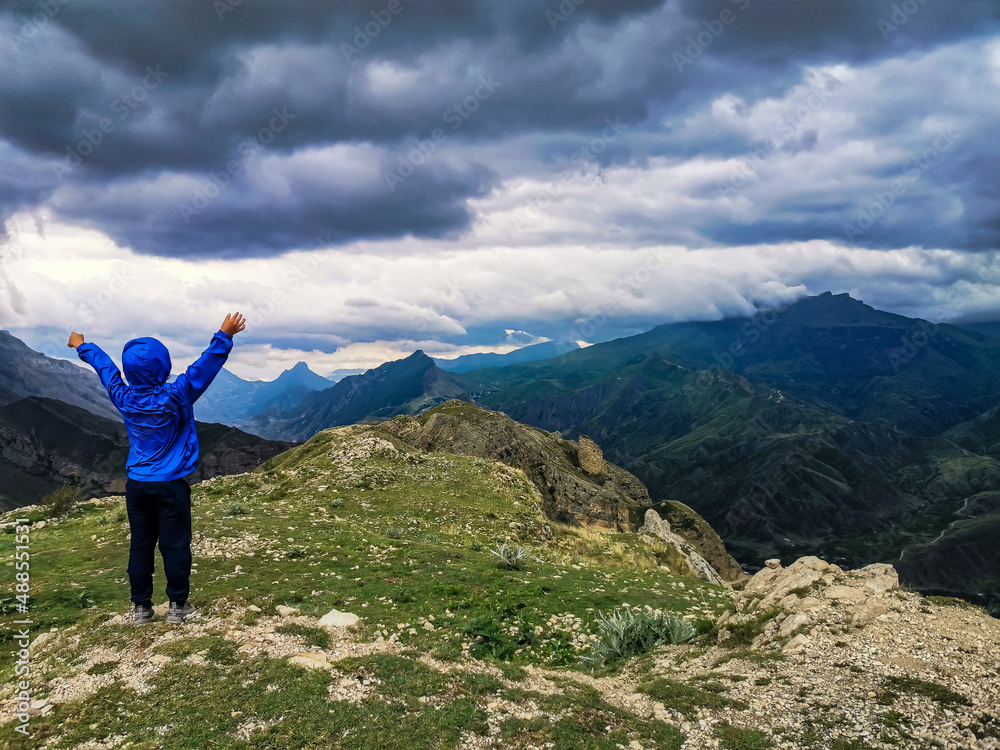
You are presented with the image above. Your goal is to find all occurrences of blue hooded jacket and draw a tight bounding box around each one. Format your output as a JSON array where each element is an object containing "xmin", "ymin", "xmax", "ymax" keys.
[{"xmin": 77, "ymin": 331, "xmax": 233, "ymax": 482}]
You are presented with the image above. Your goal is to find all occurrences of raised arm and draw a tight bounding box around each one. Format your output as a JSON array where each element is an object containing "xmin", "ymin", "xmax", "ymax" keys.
[
  {"xmin": 172, "ymin": 313, "xmax": 244, "ymax": 404},
  {"xmin": 71, "ymin": 333, "xmax": 127, "ymax": 409}
]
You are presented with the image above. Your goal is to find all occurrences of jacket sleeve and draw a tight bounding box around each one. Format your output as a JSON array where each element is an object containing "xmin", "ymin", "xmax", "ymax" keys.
[
  {"xmin": 172, "ymin": 330, "xmax": 234, "ymax": 405},
  {"xmin": 76, "ymin": 342, "xmax": 128, "ymax": 410}
]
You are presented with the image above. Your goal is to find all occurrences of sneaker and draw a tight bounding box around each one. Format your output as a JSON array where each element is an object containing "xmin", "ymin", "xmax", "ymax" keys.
[
  {"xmin": 165, "ymin": 600, "xmax": 196, "ymax": 624},
  {"xmin": 133, "ymin": 603, "xmax": 155, "ymax": 627}
]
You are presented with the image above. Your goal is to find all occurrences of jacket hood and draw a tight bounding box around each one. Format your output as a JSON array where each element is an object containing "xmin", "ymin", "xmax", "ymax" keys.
[{"xmin": 122, "ymin": 337, "xmax": 171, "ymax": 387}]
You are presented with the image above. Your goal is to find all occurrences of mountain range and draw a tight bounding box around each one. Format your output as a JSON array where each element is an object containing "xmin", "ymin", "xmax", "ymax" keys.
[
  {"xmin": 249, "ymin": 351, "xmax": 472, "ymax": 442},
  {"xmin": 183, "ymin": 360, "xmax": 333, "ymax": 424},
  {"xmin": 433, "ymin": 340, "xmax": 580, "ymax": 372},
  {"xmin": 4, "ymin": 295, "xmax": 999, "ymax": 611}
]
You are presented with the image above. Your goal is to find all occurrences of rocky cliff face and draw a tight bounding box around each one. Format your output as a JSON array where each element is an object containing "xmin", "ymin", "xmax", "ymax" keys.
[
  {"xmin": 637, "ymin": 509, "xmax": 729, "ymax": 587},
  {"xmin": 0, "ymin": 397, "xmax": 294, "ymax": 509},
  {"xmin": 380, "ymin": 400, "xmax": 651, "ymax": 531}
]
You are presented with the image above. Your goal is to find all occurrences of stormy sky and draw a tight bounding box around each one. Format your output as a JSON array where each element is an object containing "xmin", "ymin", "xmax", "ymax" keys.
[{"xmin": 1, "ymin": 0, "xmax": 999, "ymax": 379}]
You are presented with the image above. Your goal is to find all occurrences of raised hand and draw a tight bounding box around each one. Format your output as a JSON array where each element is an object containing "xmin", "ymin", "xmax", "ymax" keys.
[
  {"xmin": 68, "ymin": 332, "xmax": 85, "ymax": 349},
  {"xmin": 220, "ymin": 312, "xmax": 246, "ymax": 336}
]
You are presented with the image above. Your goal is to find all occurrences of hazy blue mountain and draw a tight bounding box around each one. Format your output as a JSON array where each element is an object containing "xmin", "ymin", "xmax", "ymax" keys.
[
  {"xmin": 245, "ymin": 361, "xmax": 332, "ymax": 415},
  {"xmin": 248, "ymin": 351, "xmax": 472, "ymax": 442},
  {"xmin": 187, "ymin": 362, "xmax": 331, "ymax": 425},
  {"xmin": 434, "ymin": 340, "xmax": 581, "ymax": 373}
]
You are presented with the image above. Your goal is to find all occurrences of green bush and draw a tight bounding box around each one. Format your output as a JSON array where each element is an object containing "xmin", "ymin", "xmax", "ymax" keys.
[
  {"xmin": 43, "ymin": 484, "xmax": 83, "ymax": 519},
  {"xmin": 224, "ymin": 501, "xmax": 249, "ymax": 516},
  {"xmin": 583, "ymin": 606, "xmax": 695, "ymax": 666},
  {"xmin": 489, "ymin": 542, "xmax": 529, "ymax": 570}
]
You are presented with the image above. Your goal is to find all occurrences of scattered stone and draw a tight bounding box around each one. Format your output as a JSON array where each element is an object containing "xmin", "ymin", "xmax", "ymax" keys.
[
  {"xmin": 318, "ymin": 609, "xmax": 361, "ymax": 630},
  {"xmin": 275, "ymin": 605, "xmax": 300, "ymax": 617},
  {"xmin": 289, "ymin": 652, "xmax": 331, "ymax": 671}
]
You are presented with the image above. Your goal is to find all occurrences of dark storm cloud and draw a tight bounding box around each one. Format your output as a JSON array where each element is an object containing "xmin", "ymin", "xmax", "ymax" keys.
[{"xmin": 1, "ymin": 0, "xmax": 999, "ymax": 257}]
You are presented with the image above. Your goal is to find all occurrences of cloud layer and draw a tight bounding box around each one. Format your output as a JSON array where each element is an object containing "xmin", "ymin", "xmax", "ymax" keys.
[{"xmin": 2, "ymin": 0, "xmax": 1000, "ymax": 377}]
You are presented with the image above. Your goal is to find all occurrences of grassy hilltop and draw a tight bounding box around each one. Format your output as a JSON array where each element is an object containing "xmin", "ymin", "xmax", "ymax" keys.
[
  {"xmin": 0, "ymin": 411, "xmax": 729, "ymax": 749},
  {"xmin": 2, "ymin": 405, "xmax": 997, "ymax": 750}
]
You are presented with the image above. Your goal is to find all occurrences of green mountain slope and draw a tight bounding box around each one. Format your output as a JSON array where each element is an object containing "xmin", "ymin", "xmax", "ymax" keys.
[
  {"xmin": 459, "ymin": 295, "xmax": 1000, "ymax": 607},
  {"xmin": 470, "ymin": 292, "xmax": 1000, "ymax": 436},
  {"xmin": 2, "ymin": 411, "xmax": 997, "ymax": 749}
]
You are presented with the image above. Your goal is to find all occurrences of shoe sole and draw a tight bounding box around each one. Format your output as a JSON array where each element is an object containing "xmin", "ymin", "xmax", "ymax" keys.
[{"xmin": 165, "ymin": 611, "xmax": 195, "ymax": 624}]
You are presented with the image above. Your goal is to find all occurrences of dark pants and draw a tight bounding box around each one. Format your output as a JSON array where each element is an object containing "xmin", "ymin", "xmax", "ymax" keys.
[{"xmin": 124, "ymin": 478, "xmax": 192, "ymax": 606}]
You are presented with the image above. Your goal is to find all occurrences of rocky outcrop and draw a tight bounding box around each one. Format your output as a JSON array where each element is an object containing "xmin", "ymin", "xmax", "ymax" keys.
[
  {"xmin": 635, "ymin": 500, "xmax": 748, "ymax": 586},
  {"xmin": 577, "ymin": 436, "xmax": 605, "ymax": 475},
  {"xmin": 717, "ymin": 555, "xmax": 902, "ymax": 652},
  {"xmin": 380, "ymin": 401, "xmax": 650, "ymax": 531},
  {"xmin": 637, "ymin": 509, "xmax": 729, "ymax": 587}
]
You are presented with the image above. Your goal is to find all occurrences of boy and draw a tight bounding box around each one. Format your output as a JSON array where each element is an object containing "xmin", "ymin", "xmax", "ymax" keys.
[{"xmin": 68, "ymin": 313, "xmax": 246, "ymax": 626}]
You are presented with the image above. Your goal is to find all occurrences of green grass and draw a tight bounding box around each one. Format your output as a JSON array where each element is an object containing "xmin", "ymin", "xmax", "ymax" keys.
[
  {"xmin": 878, "ymin": 676, "xmax": 970, "ymax": 707},
  {"xmin": 638, "ymin": 677, "xmax": 745, "ymax": 717},
  {"xmin": 0, "ymin": 427, "xmax": 732, "ymax": 748},
  {"xmin": 276, "ymin": 622, "xmax": 332, "ymax": 649},
  {"xmin": 713, "ymin": 722, "xmax": 774, "ymax": 749}
]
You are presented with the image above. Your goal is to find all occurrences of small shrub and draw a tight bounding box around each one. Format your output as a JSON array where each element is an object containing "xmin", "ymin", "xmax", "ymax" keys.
[
  {"xmin": 489, "ymin": 542, "xmax": 529, "ymax": 570},
  {"xmin": 469, "ymin": 541, "xmax": 482, "ymax": 552},
  {"xmin": 582, "ymin": 606, "xmax": 695, "ymax": 667},
  {"xmin": 276, "ymin": 623, "xmax": 331, "ymax": 649},
  {"xmin": 882, "ymin": 676, "xmax": 969, "ymax": 706},
  {"xmin": 423, "ymin": 533, "xmax": 441, "ymax": 544},
  {"xmin": 713, "ymin": 722, "xmax": 774, "ymax": 750},
  {"xmin": 286, "ymin": 547, "xmax": 308, "ymax": 559},
  {"xmin": 42, "ymin": 484, "xmax": 83, "ymax": 519},
  {"xmin": 392, "ymin": 586, "xmax": 415, "ymax": 603},
  {"xmin": 724, "ymin": 606, "xmax": 783, "ymax": 647},
  {"xmin": 114, "ymin": 509, "xmax": 127, "ymax": 523},
  {"xmin": 384, "ymin": 526, "xmax": 406, "ymax": 539},
  {"xmin": 224, "ymin": 501, "xmax": 249, "ymax": 516}
]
